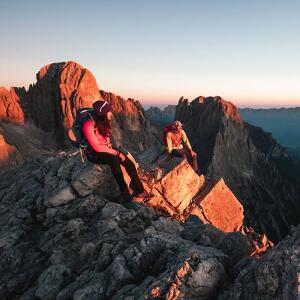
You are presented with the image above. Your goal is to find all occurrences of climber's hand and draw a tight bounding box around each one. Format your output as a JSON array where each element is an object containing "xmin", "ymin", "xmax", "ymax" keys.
[
  {"xmin": 190, "ymin": 150, "xmax": 197, "ymax": 157},
  {"xmin": 118, "ymin": 152, "xmax": 127, "ymax": 162}
]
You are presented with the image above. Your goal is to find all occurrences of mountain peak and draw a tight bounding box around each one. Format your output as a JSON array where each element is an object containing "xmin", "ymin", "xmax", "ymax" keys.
[
  {"xmin": 177, "ymin": 96, "xmax": 242, "ymax": 123},
  {"xmin": 37, "ymin": 61, "xmax": 85, "ymax": 81},
  {"xmin": 192, "ymin": 96, "xmax": 206, "ymax": 103},
  {"xmin": 211, "ymin": 96, "xmax": 242, "ymax": 123}
]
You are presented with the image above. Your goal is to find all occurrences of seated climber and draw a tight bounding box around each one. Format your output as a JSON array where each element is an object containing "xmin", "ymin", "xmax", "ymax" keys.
[
  {"xmin": 82, "ymin": 100, "xmax": 152, "ymax": 202},
  {"xmin": 164, "ymin": 121, "xmax": 198, "ymax": 172}
]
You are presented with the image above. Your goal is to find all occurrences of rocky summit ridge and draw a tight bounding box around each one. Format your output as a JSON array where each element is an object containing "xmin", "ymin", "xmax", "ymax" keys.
[
  {"xmin": 1, "ymin": 143, "xmax": 296, "ymax": 300},
  {"xmin": 0, "ymin": 61, "xmax": 299, "ymax": 299}
]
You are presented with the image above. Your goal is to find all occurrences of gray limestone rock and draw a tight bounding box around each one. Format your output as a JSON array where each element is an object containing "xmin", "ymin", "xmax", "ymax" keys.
[{"xmin": 35, "ymin": 264, "xmax": 71, "ymax": 300}]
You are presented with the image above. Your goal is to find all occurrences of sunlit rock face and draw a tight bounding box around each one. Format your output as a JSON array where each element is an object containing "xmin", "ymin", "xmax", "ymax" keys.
[
  {"xmin": 137, "ymin": 147, "xmax": 243, "ymax": 232},
  {"xmin": 190, "ymin": 178, "xmax": 244, "ymax": 232},
  {"xmin": 175, "ymin": 96, "xmax": 300, "ymax": 242},
  {"xmin": 0, "ymin": 87, "xmax": 25, "ymax": 123},
  {"xmin": 23, "ymin": 61, "xmax": 101, "ymax": 144},
  {"xmin": 136, "ymin": 147, "xmax": 272, "ymax": 257},
  {"xmin": 137, "ymin": 147, "xmax": 205, "ymax": 216}
]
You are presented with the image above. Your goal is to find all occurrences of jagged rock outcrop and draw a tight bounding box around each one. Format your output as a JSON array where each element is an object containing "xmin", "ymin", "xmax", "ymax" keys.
[
  {"xmin": 22, "ymin": 61, "xmax": 101, "ymax": 144},
  {"xmin": 137, "ymin": 147, "xmax": 245, "ymax": 232},
  {"xmin": 175, "ymin": 96, "xmax": 300, "ymax": 242},
  {"xmin": 138, "ymin": 149, "xmax": 272, "ymax": 257},
  {"xmin": 0, "ymin": 87, "xmax": 25, "ymax": 123},
  {"xmin": 218, "ymin": 225, "xmax": 300, "ymax": 300}
]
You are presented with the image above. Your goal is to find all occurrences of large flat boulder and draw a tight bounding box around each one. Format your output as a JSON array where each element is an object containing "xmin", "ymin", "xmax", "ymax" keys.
[
  {"xmin": 190, "ymin": 178, "xmax": 244, "ymax": 232},
  {"xmin": 154, "ymin": 159, "xmax": 205, "ymax": 213},
  {"xmin": 137, "ymin": 148, "xmax": 205, "ymax": 214}
]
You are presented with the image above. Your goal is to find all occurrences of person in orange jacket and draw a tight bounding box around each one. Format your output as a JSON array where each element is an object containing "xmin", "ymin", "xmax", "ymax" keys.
[{"xmin": 165, "ymin": 121, "xmax": 198, "ymax": 172}]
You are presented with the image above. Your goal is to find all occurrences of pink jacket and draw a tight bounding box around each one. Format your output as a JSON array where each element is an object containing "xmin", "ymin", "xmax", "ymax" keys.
[{"xmin": 82, "ymin": 119, "xmax": 117, "ymax": 155}]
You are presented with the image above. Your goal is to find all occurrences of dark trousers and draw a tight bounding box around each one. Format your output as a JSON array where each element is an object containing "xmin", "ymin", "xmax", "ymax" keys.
[
  {"xmin": 171, "ymin": 148, "xmax": 198, "ymax": 172},
  {"xmin": 86, "ymin": 151, "xmax": 144, "ymax": 194}
]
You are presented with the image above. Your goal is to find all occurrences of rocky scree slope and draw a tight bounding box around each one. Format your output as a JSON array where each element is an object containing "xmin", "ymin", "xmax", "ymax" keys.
[
  {"xmin": 0, "ymin": 145, "xmax": 291, "ymax": 300},
  {"xmin": 0, "ymin": 153, "xmax": 232, "ymax": 300}
]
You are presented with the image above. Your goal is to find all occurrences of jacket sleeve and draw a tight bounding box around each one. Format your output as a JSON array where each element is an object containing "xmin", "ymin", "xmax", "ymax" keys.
[
  {"xmin": 166, "ymin": 132, "xmax": 173, "ymax": 154},
  {"xmin": 82, "ymin": 120, "xmax": 118, "ymax": 155},
  {"xmin": 182, "ymin": 130, "xmax": 192, "ymax": 151}
]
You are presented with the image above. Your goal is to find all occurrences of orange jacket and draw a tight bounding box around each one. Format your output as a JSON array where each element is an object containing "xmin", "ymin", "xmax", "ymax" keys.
[{"xmin": 166, "ymin": 129, "xmax": 192, "ymax": 154}]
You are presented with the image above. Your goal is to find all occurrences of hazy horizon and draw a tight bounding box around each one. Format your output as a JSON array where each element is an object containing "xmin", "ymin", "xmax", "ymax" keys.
[
  {"xmin": 1, "ymin": 0, "xmax": 300, "ymax": 107},
  {"xmin": 1, "ymin": 81, "xmax": 299, "ymax": 110},
  {"xmin": 142, "ymin": 102, "xmax": 300, "ymax": 110}
]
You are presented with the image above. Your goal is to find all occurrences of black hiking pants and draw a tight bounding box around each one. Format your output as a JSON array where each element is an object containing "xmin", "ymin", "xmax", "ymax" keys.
[
  {"xmin": 86, "ymin": 150, "xmax": 144, "ymax": 194},
  {"xmin": 171, "ymin": 148, "xmax": 198, "ymax": 172}
]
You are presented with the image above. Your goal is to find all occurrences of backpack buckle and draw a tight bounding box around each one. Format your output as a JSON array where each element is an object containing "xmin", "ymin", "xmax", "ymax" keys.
[{"xmin": 79, "ymin": 143, "xmax": 88, "ymax": 163}]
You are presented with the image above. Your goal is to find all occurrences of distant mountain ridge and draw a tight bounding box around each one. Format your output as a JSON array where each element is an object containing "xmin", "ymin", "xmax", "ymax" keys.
[
  {"xmin": 239, "ymin": 107, "xmax": 300, "ymax": 148},
  {"xmin": 145, "ymin": 105, "xmax": 176, "ymax": 127}
]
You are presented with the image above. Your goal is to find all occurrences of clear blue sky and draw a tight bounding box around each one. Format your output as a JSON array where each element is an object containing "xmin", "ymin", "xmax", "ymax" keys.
[{"xmin": 0, "ymin": 0, "xmax": 299, "ymax": 107}]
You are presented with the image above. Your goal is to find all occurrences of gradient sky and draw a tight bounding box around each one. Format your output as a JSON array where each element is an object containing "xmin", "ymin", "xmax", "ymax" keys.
[{"xmin": 0, "ymin": 0, "xmax": 299, "ymax": 107}]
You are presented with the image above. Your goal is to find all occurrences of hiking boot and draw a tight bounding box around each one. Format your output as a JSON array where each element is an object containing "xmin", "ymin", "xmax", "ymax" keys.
[
  {"xmin": 133, "ymin": 190, "xmax": 154, "ymax": 199},
  {"xmin": 108, "ymin": 189, "xmax": 133, "ymax": 204}
]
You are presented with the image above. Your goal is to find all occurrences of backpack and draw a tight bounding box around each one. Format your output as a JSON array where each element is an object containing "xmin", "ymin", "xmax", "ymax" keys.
[
  {"xmin": 68, "ymin": 108, "xmax": 94, "ymax": 148},
  {"xmin": 163, "ymin": 124, "xmax": 174, "ymax": 145}
]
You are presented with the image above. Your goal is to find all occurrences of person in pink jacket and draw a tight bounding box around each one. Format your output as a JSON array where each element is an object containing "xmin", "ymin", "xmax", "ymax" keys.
[{"xmin": 83, "ymin": 100, "xmax": 150, "ymax": 202}]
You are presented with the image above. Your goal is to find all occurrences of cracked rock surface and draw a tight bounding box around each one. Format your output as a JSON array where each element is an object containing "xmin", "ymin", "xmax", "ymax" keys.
[
  {"xmin": 0, "ymin": 153, "xmax": 299, "ymax": 299},
  {"xmin": 0, "ymin": 155, "xmax": 229, "ymax": 299}
]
